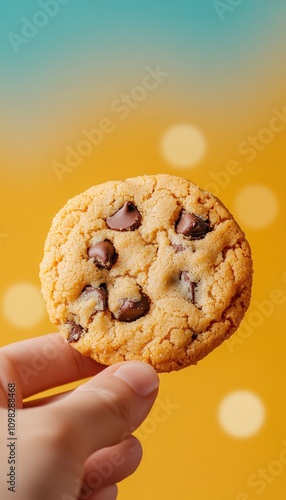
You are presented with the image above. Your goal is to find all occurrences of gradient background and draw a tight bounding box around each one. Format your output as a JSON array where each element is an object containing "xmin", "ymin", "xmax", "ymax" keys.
[{"xmin": 1, "ymin": 1, "xmax": 286, "ymax": 499}]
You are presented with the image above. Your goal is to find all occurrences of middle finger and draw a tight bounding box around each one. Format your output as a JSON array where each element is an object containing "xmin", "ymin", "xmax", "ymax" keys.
[{"xmin": 80, "ymin": 435, "xmax": 142, "ymax": 496}]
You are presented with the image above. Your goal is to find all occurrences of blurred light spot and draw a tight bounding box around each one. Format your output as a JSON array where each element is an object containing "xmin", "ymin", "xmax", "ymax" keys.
[
  {"xmin": 218, "ymin": 390, "xmax": 265, "ymax": 438},
  {"xmin": 160, "ymin": 124, "xmax": 206, "ymax": 168},
  {"xmin": 2, "ymin": 282, "xmax": 45, "ymax": 328},
  {"xmin": 234, "ymin": 184, "xmax": 279, "ymax": 229}
]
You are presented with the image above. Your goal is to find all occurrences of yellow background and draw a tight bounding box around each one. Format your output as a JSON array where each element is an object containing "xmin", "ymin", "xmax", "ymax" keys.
[{"xmin": 1, "ymin": 2, "xmax": 286, "ymax": 499}]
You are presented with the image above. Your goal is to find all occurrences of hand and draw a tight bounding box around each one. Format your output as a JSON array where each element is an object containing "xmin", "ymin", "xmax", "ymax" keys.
[{"xmin": 0, "ymin": 333, "xmax": 159, "ymax": 500}]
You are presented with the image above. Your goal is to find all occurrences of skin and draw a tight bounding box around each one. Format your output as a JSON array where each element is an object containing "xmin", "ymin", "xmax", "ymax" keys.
[{"xmin": 0, "ymin": 333, "xmax": 159, "ymax": 500}]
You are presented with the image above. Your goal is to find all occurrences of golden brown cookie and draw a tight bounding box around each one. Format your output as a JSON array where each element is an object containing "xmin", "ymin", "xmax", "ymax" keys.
[{"xmin": 39, "ymin": 174, "xmax": 253, "ymax": 372}]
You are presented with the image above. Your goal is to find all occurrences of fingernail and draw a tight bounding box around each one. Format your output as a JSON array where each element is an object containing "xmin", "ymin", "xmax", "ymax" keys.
[{"xmin": 114, "ymin": 361, "xmax": 159, "ymax": 397}]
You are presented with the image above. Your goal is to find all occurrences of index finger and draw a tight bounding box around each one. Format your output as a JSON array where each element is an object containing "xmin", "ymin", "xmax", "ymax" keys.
[{"xmin": 0, "ymin": 333, "xmax": 104, "ymax": 404}]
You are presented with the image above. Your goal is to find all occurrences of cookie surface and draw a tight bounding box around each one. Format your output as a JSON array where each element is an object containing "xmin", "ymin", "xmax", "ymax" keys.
[{"xmin": 40, "ymin": 174, "xmax": 253, "ymax": 372}]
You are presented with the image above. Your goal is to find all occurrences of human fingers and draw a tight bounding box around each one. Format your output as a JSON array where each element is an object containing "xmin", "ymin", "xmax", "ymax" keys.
[
  {"xmin": 16, "ymin": 361, "xmax": 158, "ymax": 499},
  {"xmin": 87, "ymin": 484, "xmax": 118, "ymax": 500},
  {"xmin": 23, "ymin": 390, "xmax": 72, "ymax": 408},
  {"xmin": 50, "ymin": 360, "xmax": 159, "ymax": 461},
  {"xmin": 80, "ymin": 436, "xmax": 142, "ymax": 496},
  {"xmin": 0, "ymin": 333, "xmax": 103, "ymax": 404}
]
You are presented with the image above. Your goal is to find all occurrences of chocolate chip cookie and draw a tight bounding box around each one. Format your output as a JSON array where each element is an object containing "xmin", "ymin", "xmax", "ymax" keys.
[{"xmin": 40, "ymin": 174, "xmax": 253, "ymax": 372}]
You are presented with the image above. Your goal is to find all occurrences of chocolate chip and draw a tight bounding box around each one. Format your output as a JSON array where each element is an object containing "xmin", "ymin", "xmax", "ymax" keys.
[
  {"xmin": 175, "ymin": 211, "xmax": 211, "ymax": 240},
  {"xmin": 180, "ymin": 271, "xmax": 196, "ymax": 304},
  {"xmin": 96, "ymin": 285, "xmax": 108, "ymax": 311},
  {"xmin": 82, "ymin": 284, "xmax": 107, "ymax": 311},
  {"xmin": 116, "ymin": 292, "xmax": 150, "ymax": 322},
  {"xmin": 88, "ymin": 240, "xmax": 117, "ymax": 269},
  {"xmin": 106, "ymin": 202, "xmax": 141, "ymax": 231},
  {"xmin": 66, "ymin": 323, "xmax": 83, "ymax": 343}
]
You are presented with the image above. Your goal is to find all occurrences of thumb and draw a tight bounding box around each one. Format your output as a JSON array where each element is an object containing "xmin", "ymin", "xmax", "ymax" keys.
[{"xmin": 52, "ymin": 361, "xmax": 159, "ymax": 462}]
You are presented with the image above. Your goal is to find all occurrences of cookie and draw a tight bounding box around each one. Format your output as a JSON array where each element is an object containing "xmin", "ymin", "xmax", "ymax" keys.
[{"xmin": 39, "ymin": 174, "xmax": 253, "ymax": 372}]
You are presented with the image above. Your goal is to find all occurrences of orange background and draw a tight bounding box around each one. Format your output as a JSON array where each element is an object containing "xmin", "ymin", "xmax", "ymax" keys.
[{"xmin": 1, "ymin": 2, "xmax": 286, "ymax": 499}]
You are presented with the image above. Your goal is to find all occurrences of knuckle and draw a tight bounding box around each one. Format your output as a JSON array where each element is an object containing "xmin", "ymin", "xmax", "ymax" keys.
[{"xmin": 95, "ymin": 386, "xmax": 132, "ymax": 423}]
